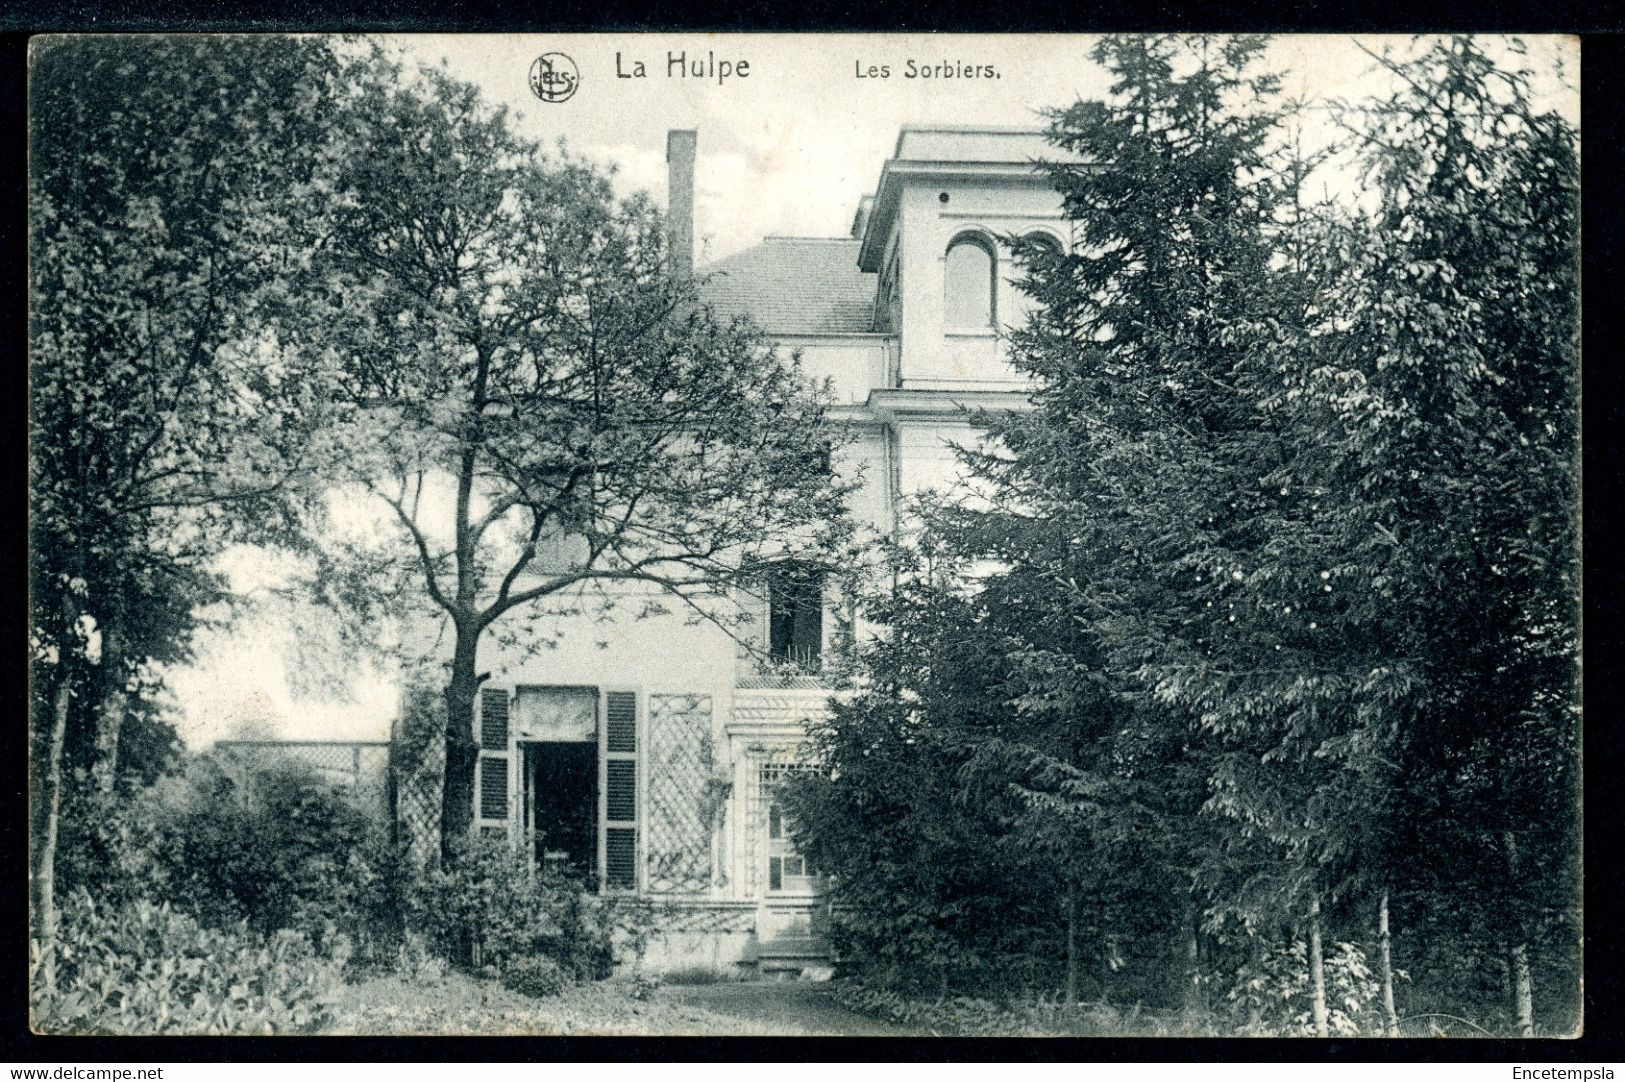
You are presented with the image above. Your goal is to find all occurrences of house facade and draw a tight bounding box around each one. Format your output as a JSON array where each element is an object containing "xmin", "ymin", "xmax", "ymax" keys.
[{"xmin": 441, "ymin": 126, "xmax": 1068, "ymax": 977}]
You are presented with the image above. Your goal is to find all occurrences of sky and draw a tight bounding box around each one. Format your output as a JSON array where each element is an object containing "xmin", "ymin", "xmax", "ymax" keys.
[
  {"xmin": 162, "ymin": 33, "xmax": 1579, "ymax": 749},
  {"xmin": 379, "ymin": 35, "xmax": 1577, "ymax": 264}
]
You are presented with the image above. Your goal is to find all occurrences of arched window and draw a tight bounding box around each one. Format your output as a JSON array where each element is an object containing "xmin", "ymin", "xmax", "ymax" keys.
[
  {"xmin": 1023, "ymin": 231, "xmax": 1063, "ymax": 261},
  {"xmin": 1005, "ymin": 232, "xmax": 1064, "ymax": 330},
  {"xmin": 944, "ymin": 234, "xmax": 996, "ymax": 331}
]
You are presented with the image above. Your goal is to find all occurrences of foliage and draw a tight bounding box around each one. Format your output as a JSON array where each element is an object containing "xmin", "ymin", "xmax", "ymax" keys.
[
  {"xmin": 790, "ymin": 33, "xmax": 1578, "ymax": 1035},
  {"xmin": 626, "ymin": 973, "xmax": 662, "ymax": 1002},
  {"xmin": 829, "ymin": 980, "xmax": 1064, "ymax": 1037},
  {"xmin": 782, "ymin": 571, "xmax": 1063, "ymax": 996},
  {"xmin": 786, "ymin": 530, "xmax": 1215, "ymax": 1002},
  {"xmin": 788, "ymin": 35, "xmax": 1286, "ymax": 1003},
  {"xmin": 1225, "ymin": 940, "xmax": 1383, "ymax": 1037},
  {"xmin": 406, "ymin": 834, "xmax": 614, "ymax": 979},
  {"xmin": 53, "ymin": 753, "xmax": 401, "ymax": 964},
  {"xmin": 156, "ymin": 756, "xmax": 398, "ymax": 954},
  {"xmin": 1001, "ymin": 33, "xmax": 1369, "ymax": 938},
  {"xmin": 1322, "ymin": 36, "xmax": 1581, "ymax": 995},
  {"xmin": 31, "ymin": 892, "xmax": 348, "ymax": 1035},
  {"xmin": 499, "ymin": 955, "xmax": 568, "ymax": 1000},
  {"xmin": 279, "ymin": 49, "xmax": 857, "ymax": 855},
  {"xmin": 54, "ymin": 770, "xmax": 172, "ymax": 909},
  {"xmin": 28, "ymin": 33, "xmax": 343, "ymax": 742},
  {"xmin": 28, "ymin": 34, "xmax": 356, "ymax": 946}
]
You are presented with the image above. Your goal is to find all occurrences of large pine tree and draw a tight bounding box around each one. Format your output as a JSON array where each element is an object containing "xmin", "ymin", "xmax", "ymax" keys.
[
  {"xmin": 790, "ymin": 34, "xmax": 1578, "ymax": 1035},
  {"xmin": 1312, "ymin": 37, "xmax": 1580, "ymax": 1035}
]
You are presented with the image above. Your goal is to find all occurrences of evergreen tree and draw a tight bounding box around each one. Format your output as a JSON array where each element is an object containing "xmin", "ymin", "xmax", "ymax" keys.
[
  {"xmin": 1313, "ymin": 37, "xmax": 1580, "ymax": 1034},
  {"xmin": 793, "ymin": 36, "xmax": 1578, "ymax": 1035},
  {"xmin": 997, "ymin": 36, "xmax": 1370, "ymax": 1027}
]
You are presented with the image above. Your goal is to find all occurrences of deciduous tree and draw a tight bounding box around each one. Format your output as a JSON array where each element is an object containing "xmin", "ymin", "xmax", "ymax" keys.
[
  {"xmin": 296, "ymin": 55, "xmax": 854, "ymax": 857},
  {"xmin": 29, "ymin": 36, "xmax": 345, "ymax": 939}
]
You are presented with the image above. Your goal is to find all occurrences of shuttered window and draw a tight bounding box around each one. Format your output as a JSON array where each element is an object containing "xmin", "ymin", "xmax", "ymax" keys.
[
  {"xmin": 605, "ymin": 828, "xmax": 637, "ymax": 890},
  {"xmin": 479, "ymin": 758, "xmax": 509, "ymax": 819},
  {"xmin": 480, "ymin": 689, "xmax": 510, "ymax": 748},
  {"xmin": 606, "ymin": 693, "xmax": 637, "ymax": 753},
  {"xmin": 599, "ymin": 690, "xmax": 639, "ymax": 891},
  {"xmin": 474, "ymin": 686, "xmax": 513, "ymax": 838},
  {"xmin": 605, "ymin": 760, "xmax": 637, "ymax": 820}
]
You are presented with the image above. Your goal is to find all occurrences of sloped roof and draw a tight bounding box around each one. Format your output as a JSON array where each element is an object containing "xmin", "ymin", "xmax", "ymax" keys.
[{"xmin": 700, "ymin": 237, "xmax": 877, "ymax": 336}]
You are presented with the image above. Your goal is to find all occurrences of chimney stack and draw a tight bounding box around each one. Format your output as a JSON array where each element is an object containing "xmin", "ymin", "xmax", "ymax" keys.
[{"xmin": 667, "ymin": 129, "xmax": 697, "ymax": 277}]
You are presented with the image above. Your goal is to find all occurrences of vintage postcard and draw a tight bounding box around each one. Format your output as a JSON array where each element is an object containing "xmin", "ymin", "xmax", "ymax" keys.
[{"xmin": 28, "ymin": 32, "xmax": 1580, "ymax": 1039}]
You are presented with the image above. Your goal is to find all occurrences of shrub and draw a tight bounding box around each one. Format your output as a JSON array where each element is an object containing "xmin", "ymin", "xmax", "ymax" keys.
[
  {"xmin": 54, "ymin": 769, "xmax": 171, "ymax": 909},
  {"xmin": 1224, "ymin": 939, "xmax": 1383, "ymax": 1036},
  {"xmin": 156, "ymin": 755, "xmax": 400, "ymax": 956},
  {"xmin": 659, "ymin": 965, "xmax": 736, "ymax": 986},
  {"xmin": 31, "ymin": 892, "xmax": 348, "ymax": 1035},
  {"xmin": 406, "ymin": 835, "xmax": 614, "ymax": 979},
  {"xmin": 626, "ymin": 972, "xmax": 661, "ymax": 1001},
  {"xmin": 499, "ymin": 955, "xmax": 567, "ymax": 999}
]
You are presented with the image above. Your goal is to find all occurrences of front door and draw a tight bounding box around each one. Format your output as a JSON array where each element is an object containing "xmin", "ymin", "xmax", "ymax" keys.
[
  {"xmin": 512, "ymin": 685, "xmax": 600, "ymax": 879},
  {"xmin": 522, "ymin": 741, "xmax": 598, "ymax": 876}
]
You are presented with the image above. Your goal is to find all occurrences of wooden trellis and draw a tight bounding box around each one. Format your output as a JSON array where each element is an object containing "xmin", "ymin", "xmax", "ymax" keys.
[{"xmin": 644, "ymin": 694, "xmax": 718, "ymax": 894}]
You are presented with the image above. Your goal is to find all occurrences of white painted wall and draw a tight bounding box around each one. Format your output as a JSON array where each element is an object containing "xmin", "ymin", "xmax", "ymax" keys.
[
  {"xmin": 783, "ymin": 338, "xmax": 891, "ymax": 405},
  {"xmin": 893, "ymin": 179, "xmax": 1064, "ymax": 387}
]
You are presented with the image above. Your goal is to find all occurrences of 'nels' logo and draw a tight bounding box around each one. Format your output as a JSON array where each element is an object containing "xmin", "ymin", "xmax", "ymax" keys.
[{"xmin": 529, "ymin": 53, "xmax": 580, "ymax": 104}]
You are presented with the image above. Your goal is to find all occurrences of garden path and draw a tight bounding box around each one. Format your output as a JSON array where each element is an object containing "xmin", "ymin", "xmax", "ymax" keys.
[{"xmin": 658, "ymin": 981, "xmax": 924, "ymax": 1037}]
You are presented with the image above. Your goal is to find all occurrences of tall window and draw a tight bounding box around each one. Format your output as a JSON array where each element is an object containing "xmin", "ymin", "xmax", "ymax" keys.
[
  {"xmin": 767, "ymin": 563, "xmax": 822, "ymax": 668},
  {"xmin": 945, "ymin": 235, "xmax": 996, "ymax": 331},
  {"xmin": 760, "ymin": 762, "xmax": 822, "ymax": 894},
  {"xmin": 767, "ymin": 801, "xmax": 819, "ymax": 892}
]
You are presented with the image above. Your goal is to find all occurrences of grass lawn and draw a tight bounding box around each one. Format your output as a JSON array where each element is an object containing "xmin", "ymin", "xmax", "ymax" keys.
[{"xmin": 327, "ymin": 971, "xmax": 836, "ymax": 1036}]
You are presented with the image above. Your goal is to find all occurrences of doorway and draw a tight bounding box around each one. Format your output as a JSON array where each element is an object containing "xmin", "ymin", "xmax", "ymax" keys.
[{"xmin": 522, "ymin": 742, "xmax": 598, "ymax": 878}]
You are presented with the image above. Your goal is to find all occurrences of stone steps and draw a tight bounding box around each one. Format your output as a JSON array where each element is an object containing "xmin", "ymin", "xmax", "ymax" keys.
[
  {"xmin": 756, "ymin": 934, "xmax": 833, "ymax": 980},
  {"xmin": 757, "ymin": 934, "xmax": 829, "ymax": 959}
]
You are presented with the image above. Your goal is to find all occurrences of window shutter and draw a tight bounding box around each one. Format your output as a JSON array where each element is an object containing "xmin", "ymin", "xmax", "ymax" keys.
[
  {"xmin": 474, "ymin": 686, "xmax": 513, "ymax": 839},
  {"xmin": 481, "ymin": 689, "xmax": 510, "ymax": 749},
  {"xmin": 600, "ymin": 689, "xmax": 639, "ymax": 891}
]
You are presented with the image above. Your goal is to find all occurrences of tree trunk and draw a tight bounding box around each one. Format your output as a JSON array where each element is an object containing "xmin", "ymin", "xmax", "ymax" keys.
[
  {"xmin": 33, "ymin": 679, "xmax": 72, "ymax": 948},
  {"xmin": 1308, "ymin": 893, "xmax": 1329, "ymax": 1037},
  {"xmin": 1503, "ymin": 830, "xmax": 1535, "ymax": 1037},
  {"xmin": 439, "ymin": 629, "xmax": 481, "ymax": 862},
  {"xmin": 1379, "ymin": 890, "xmax": 1398, "ymax": 1036},
  {"xmin": 439, "ymin": 356, "xmax": 488, "ymax": 864},
  {"xmin": 1183, "ymin": 896, "xmax": 1204, "ymax": 1025},
  {"xmin": 90, "ymin": 618, "xmax": 127, "ymax": 795},
  {"xmin": 1065, "ymin": 889, "xmax": 1079, "ymax": 1006},
  {"xmin": 1245, "ymin": 935, "xmax": 1266, "ymax": 1032},
  {"xmin": 1511, "ymin": 942, "xmax": 1535, "ymax": 1037}
]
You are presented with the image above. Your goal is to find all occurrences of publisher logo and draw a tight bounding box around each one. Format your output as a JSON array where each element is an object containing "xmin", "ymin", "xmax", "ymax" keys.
[{"xmin": 529, "ymin": 53, "xmax": 580, "ymax": 103}]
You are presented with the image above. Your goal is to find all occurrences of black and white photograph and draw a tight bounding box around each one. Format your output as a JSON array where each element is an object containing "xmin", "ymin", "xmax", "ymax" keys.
[{"xmin": 27, "ymin": 32, "xmax": 1581, "ymax": 1039}]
